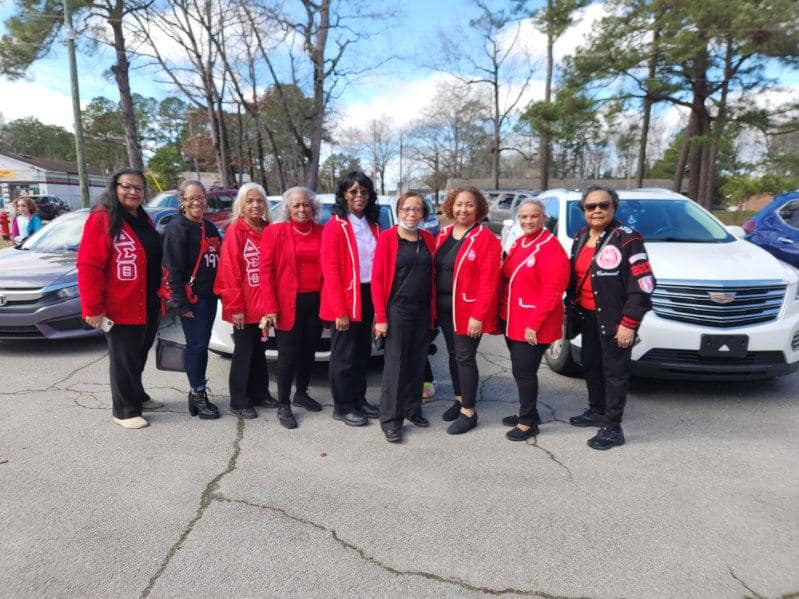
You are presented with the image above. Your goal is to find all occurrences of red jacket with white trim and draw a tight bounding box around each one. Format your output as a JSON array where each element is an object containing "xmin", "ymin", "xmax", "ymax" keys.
[
  {"xmin": 500, "ymin": 229, "xmax": 570, "ymax": 344},
  {"xmin": 77, "ymin": 207, "xmax": 153, "ymax": 324},
  {"xmin": 370, "ymin": 226, "xmax": 437, "ymax": 328},
  {"xmin": 319, "ymin": 214, "xmax": 380, "ymax": 322},
  {"xmin": 213, "ymin": 218, "xmax": 264, "ymax": 324},
  {"xmin": 259, "ymin": 220, "xmax": 324, "ymax": 331},
  {"xmin": 433, "ymin": 224, "xmax": 501, "ymax": 335}
]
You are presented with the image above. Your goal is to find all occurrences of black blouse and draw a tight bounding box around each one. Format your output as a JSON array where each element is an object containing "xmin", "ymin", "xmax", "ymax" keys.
[{"xmin": 392, "ymin": 236, "xmax": 432, "ymax": 304}]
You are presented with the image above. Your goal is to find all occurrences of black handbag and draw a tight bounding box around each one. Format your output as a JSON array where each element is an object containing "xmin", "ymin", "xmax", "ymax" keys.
[{"xmin": 155, "ymin": 336, "xmax": 186, "ymax": 372}]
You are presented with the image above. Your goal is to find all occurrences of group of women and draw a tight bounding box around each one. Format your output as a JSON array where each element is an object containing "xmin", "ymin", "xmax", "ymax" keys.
[{"xmin": 77, "ymin": 167, "xmax": 654, "ymax": 450}]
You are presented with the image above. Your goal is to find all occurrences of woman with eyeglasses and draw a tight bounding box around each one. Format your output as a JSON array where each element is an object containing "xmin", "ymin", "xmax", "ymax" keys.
[
  {"xmin": 214, "ymin": 183, "xmax": 275, "ymax": 420},
  {"xmin": 433, "ymin": 186, "xmax": 501, "ymax": 435},
  {"xmin": 499, "ymin": 197, "xmax": 569, "ymax": 441},
  {"xmin": 259, "ymin": 187, "xmax": 324, "ymax": 429},
  {"xmin": 162, "ymin": 180, "xmax": 222, "ymax": 420},
  {"xmin": 371, "ymin": 192, "xmax": 436, "ymax": 443},
  {"xmin": 77, "ymin": 168, "xmax": 164, "ymax": 429},
  {"xmin": 320, "ymin": 171, "xmax": 381, "ymax": 427},
  {"xmin": 566, "ymin": 185, "xmax": 655, "ymax": 450}
]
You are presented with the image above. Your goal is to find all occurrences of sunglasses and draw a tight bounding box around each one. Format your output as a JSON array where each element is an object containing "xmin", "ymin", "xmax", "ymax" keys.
[{"xmin": 584, "ymin": 201, "xmax": 612, "ymax": 212}]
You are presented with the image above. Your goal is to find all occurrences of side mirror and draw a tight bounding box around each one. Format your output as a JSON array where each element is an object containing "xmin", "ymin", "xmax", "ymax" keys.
[{"xmin": 725, "ymin": 225, "xmax": 746, "ymax": 239}]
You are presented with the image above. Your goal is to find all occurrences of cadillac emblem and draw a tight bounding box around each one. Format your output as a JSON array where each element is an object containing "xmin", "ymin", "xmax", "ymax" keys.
[
  {"xmin": 0, "ymin": 294, "xmax": 6, "ymax": 307},
  {"xmin": 708, "ymin": 291, "xmax": 736, "ymax": 304}
]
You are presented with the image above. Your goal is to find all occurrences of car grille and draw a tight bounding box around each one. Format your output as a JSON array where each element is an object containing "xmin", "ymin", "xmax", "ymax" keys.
[
  {"xmin": 640, "ymin": 349, "xmax": 785, "ymax": 367},
  {"xmin": 651, "ymin": 281, "xmax": 786, "ymax": 327},
  {"xmin": 0, "ymin": 324, "xmax": 44, "ymax": 338}
]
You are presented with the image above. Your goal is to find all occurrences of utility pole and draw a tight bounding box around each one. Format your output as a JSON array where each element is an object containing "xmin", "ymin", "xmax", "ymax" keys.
[
  {"xmin": 63, "ymin": 0, "xmax": 90, "ymax": 208},
  {"xmin": 398, "ymin": 132, "xmax": 403, "ymax": 193}
]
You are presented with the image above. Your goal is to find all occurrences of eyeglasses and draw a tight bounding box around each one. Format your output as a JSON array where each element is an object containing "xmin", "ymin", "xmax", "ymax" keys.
[
  {"xmin": 183, "ymin": 195, "xmax": 207, "ymax": 203},
  {"xmin": 118, "ymin": 183, "xmax": 143, "ymax": 194},
  {"xmin": 400, "ymin": 207, "xmax": 424, "ymax": 214},
  {"xmin": 346, "ymin": 188, "xmax": 369, "ymax": 197},
  {"xmin": 584, "ymin": 201, "xmax": 611, "ymax": 212}
]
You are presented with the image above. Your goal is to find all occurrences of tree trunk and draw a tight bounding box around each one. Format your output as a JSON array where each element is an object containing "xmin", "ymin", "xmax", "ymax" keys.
[
  {"xmin": 539, "ymin": 7, "xmax": 554, "ymax": 192},
  {"xmin": 108, "ymin": 1, "xmax": 143, "ymax": 171},
  {"xmin": 636, "ymin": 25, "xmax": 660, "ymax": 188},
  {"xmin": 673, "ymin": 111, "xmax": 695, "ymax": 193}
]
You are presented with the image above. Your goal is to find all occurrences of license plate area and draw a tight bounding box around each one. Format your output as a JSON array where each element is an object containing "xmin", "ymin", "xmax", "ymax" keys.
[{"xmin": 699, "ymin": 334, "xmax": 748, "ymax": 358}]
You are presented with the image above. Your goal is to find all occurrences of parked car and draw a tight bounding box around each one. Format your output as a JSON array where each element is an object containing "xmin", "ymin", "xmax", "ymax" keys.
[
  {"xmin": 487, "ymin": 190, "xmax": 538, "ymax": 233},
  {"xmin": 500, "ymin": 188, "xmax": 799, "ymax": 380},
  {"xmin": 147, "ymin": 187, "xmax": 236, "ymax": 232},
  {"xmin": 30, "ymin": 195, "xmax": 70, "ymax": 220},
  {"xmin": 0, "ymin": 210, "xmax": 96, "ymax": 340},
  {"xmin": 744, "ymin": 190, "xmax": 799, "ymax": 268},
  {"xmin": 208, "ymin": 194, "xmax": 406, "ymax": 359}
]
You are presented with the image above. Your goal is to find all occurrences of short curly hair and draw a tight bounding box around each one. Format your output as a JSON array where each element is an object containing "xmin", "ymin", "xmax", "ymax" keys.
[
  {"xmin": 441, "ymin": 186, "xmax": 489, "ymax": 222},
  {"xmin": 15, "ymin": 196, "xmax": 37, "ymax": 215}
]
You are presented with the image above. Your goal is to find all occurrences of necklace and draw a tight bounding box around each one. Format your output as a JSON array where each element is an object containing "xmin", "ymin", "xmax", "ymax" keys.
[
  {"xmin": 292, "ymin": 224, "xmax": 311, "ymax": 236},
  {"xmin": 520, "ymin": 229, "xmax": 545, "ymax": 248}
]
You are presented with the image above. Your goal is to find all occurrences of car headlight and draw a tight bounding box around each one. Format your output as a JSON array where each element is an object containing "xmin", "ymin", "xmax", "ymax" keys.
[{"xmin": 56, "ymin": 285, "xmax": 79, "ymax": 299}]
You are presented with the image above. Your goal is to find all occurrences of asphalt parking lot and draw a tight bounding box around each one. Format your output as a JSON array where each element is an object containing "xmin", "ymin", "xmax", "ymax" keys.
[{"xmin": 1, "ymin": 320, "xmax": 797, "ymax": 598}]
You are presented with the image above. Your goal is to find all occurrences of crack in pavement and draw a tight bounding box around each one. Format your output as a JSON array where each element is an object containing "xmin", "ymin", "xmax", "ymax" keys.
[
  {"xmin": 538, "ymin": 400, "xmax": 568, "ymax": 425},
  {"xmin": 215, "ymin": 495, "xmax": 589, "ymax": 598},
  {"xmin": 525, "ymin": 437, "xmax": 573, "ymax": 480},
  {"xmin": 140, "ymin": 417, "xmax": 245, "ymax": 599},
  {"xmin": 728, "ymin": 566, "xmax": 766, "ymax": 599},
  {"xmin": 0, "ymin": 352, "xmax": 109, "ymax": 397}
]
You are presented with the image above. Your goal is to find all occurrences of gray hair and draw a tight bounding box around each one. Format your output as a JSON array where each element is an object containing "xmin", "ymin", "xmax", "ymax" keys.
[
  {"xmin": 515, "ymin": 196, "xmax": 547, "ymax": 216},
  {"xmin": 278, "ymin": 186, "xmax": 320, "ymax": 222},
  {"xmin": 233, "ymin": 182, "xmax": 272, "ymax": 223},
  {"xmin": 179, "ymin": 179, "xmax": 205, "ymax": 199}
]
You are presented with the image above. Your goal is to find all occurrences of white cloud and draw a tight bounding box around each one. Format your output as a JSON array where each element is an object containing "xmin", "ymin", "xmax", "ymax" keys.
[{"xmin": 0, "ymin": 78, "xmax": 77, "ymax": 130}]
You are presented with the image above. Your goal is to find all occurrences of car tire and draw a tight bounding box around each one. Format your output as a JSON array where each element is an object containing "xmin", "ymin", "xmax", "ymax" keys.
[{"xmin": 544, "ymin": 336, "xmax": 581, "ymax": 376}]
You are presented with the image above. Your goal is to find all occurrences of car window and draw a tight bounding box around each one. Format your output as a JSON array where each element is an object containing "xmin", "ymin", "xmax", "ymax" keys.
[
  {"xmin": 566, "ymin": 199, "xmax": 733, "ymax": 242},
  {"xmin": 497, "ymin": 194, "xmax": 514, "ymax": 209},
  {"xmin": 21, "ymin": 212, "xmax": 86, "ymax": 253},
  {"xmin": 778, "ymin": 200, "xmax": 799, "ymax": 229},
  {"xmin": 206, "ymin": 195, "xmax": 222, "ymax": 212},
  {"xmin": 147, "ymin": 193, "xmax": 178, "ymax": 209},
  {"xmin": 544, "ymin": 198, "xmax": 559, "ymax": 233},
  {"xmin": 317, "ymin": 204, "xmax": 393, "ymax": 230}
]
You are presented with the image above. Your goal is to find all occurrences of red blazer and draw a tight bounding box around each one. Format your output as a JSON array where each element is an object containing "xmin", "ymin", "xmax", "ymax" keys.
[
  {"xmin": 371, "ymin": 226, "xmax": 436, "ymax": 328},
  {"xmin": 213, "ymin": 218, "xmax": 264, "ymax": 324},
  {"xmin": 319, "ymin": 214, "xmax": 380, "ymax": 322},
  {"xmin": 260, "ymin": 220, "xmax": 323, "ymax": 331},
  {"xmin": 77, "ymin": 207, "xmax": 154, "ymax": 324},
  {"xmin": 500, "ymin": 229, "xmax": 570, "ymax": 344},
  {"xmin": 434, "ymin": 224, "xmax": 501, "ymax": 335}
]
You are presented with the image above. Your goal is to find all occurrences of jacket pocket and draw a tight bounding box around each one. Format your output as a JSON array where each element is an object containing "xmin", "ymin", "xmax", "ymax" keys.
[
  {"xmin": 462, "ymin": 293, "xmax": 477, "ymax": 303},
  {"xmin": 517, "ymin": 298, "xmax": 536, "ymax": 309}
]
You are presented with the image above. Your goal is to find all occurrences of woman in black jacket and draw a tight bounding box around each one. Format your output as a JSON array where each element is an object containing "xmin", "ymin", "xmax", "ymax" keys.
[
  {"xmin": 162, "ymin": 180, "xmax": 223, "ymax": 419},
  {"xmin": 566, "ymin": 185, "xmax": 655, "ymax": 450}
]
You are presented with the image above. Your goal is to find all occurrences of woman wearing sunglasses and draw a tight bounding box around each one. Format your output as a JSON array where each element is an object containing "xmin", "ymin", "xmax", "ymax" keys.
[{"xmin": 566, "ymin": 185, "xmax": 655, "ymax": 450}]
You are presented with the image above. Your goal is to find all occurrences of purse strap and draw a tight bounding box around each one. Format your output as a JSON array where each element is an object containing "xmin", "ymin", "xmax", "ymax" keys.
[{"xmin": 187, "ymin": 220, "xmax": 206, "ymax": 287}]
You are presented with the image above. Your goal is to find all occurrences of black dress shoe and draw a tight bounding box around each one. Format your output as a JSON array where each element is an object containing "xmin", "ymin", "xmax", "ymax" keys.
[
  {"xmin": 188, "ymin": 390, "xmax": 220, "ymax": 420},
  {"xmin": 442, "ymin": 401, "xmax": 461, "ymax": 421},
  {"xmin": 569, "ymin": 408, "xmax": 606, "ymax": 428},
  {"xmin": 446, "ymin": 412, "xmax": 478, "ymax": 435},
  {"xmin": 277, "ymin": 405, "xmax": 298, "ymax": 429},
  {"xmin": 587, "ymin": 426, "xmax": 625, "ymax": 450},
  {"xmin": 293, "ymin": 391, "xmax": 322, "ymax": 412},
  {"xmin": 407, "ymin": 413, "xmax": 430, "ymax": 427},
  {"xmin": 383, "ymin": 427, "xmax": 402, "ymax": 443},
  {"xmin": 231, "ymin": 407, "xmax": 258, "ymax": 419},
  {"xmin": 502, "ymin": 414, "xmax": 518, "ymax": 426},
  {"xmin": 360, "ymin": 400, "xmax": 379, "ymax": 419},
  {"xmin": 506, "ymin": 424, "xmax": 539, "ymax": 441},
  {"xmin": 332, "ymin": 410, "xmax": 367, "ymax": 427},
  {"xmin": 255, "ymin": 390, "xmax": 280, "ymax": 409}
]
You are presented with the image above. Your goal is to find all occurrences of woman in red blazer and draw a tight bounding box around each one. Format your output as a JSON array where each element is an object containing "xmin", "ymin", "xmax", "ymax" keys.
[
  {"xmin": 499, "ymin": 198, "xmax": 569, "ymax": 441},
  {"xmin": 77, "ymin": 168, "xmax": 163, "ymax": 429},
  {"xmin": 260, "ymin": 187, "xmax": 324, "ymax": 429},
  {"xmin": 371, "ymin": 192, "xmax": 436, "ymax": 443},
  {"xmin": 433, "ymin": 186, "xmax": 501, "ymax": 435},
  {"xmin": 214, "ymin": 183, "xmax": 273, "ymax": 420},
  {"xmin": 319, "ymin": 172, "xmax": 382, "ymax": 427}
]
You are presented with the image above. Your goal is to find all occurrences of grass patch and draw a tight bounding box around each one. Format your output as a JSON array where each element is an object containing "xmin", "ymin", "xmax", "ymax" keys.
[{"xmin": 712, "ymin": 210, "xmax": 756, "ymax": 225}]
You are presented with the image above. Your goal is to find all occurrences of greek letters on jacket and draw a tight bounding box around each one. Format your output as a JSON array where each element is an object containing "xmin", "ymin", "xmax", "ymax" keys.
[
  {"xmin": 214, "ymin": 218, "xmax": 265, "ymax": 324},
  {"xmin": 567, "ymin": 219, "xmax": 655, "ymax": 336}
]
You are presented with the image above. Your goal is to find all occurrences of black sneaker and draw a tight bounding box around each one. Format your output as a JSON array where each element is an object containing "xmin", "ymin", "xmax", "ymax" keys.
[
  {"xmin": 360, "ymin": 400, "xmax": 379, "ymax": 419},
  {"xmin": 406, "ymin": 412, "xmax": 430, "ymax": 427},
  {"xmin": 446, "ymin": 412, "xmax": 478, "ymax": 435},
  {"xmin": 569, "ymin": 408, "xmax": 606, "ymax": 428},
  {"xmin": 383, "ymin": 426, "xmax": 402, "ymax": 443},
  {"xmin": 505, "ymin": 424, "xmax": 539, "ymax": 441},
  {"xmin": 587, "ymin": 426, "xmax": 625, "ymax": 450},
  {"xmin": 293, "ymin": 391, "xmax": 322, "ymax": 412},
  {"xmin": 277, "ymin": 405, "xmax": 298, "ymax": 429},
  {"xmin": 502, "ymin": 414, "xmax": 518, "ymax": 426},
  {"xmin": 332, "ymin": 410, "xmax": 367, "ymax": 427},
  {"xmin": 442, "ymin": 401, "xmax": 461, "ymax": 421},
  {"xmin": 255, "ymin": 390, "xmax": 280, "ymax": 409},
  {"xmin": 230, "ymin": 407, "xmax": 258, "ymax": 419}
]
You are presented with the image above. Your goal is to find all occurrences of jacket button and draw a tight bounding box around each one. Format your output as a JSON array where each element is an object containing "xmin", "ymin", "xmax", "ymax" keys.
[{"xmin": 597, "ymin": 307, "xmax": 602, "ymax": 312}]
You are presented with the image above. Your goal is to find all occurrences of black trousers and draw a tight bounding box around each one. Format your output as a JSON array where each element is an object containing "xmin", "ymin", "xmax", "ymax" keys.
[
  {"xmin": 329, "ymin": 283, "xmax": 374, "ymax": 414},
  {"xmin": 505, "ymin": 338, "xmax": 548, "ymax": 426},
  {"xmin": 229, "ymin": 324, "xmax": 269, "ymax": 409},
  {"xmin": 275, "ymin": 292, "xmax": 323, "ymax": 404},
  {"xmin": 437, "ymin": 299, "xmax": 481, "ymax": 409},
  {"xmin": 379, "ymin": 301, "xmax": 429, "ymax": 429},
  {"xmin": 580, "ymin": 309, "xmax": 632, "ymax": 426},
  {"xmin": 106, "ymin": 303, "xmax": 159, "ymax": 419}
]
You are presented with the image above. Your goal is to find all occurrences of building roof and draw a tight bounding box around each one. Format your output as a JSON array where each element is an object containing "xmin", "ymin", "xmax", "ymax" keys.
[{"xmin": 5, "ymin": 153, "xmax": 105, "ymax": 177}]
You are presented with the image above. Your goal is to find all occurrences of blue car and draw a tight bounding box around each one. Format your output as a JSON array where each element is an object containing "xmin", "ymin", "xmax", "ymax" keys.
[{"xmin": 744, "ymin": 190, "xmax": 799, "ymax": 267}]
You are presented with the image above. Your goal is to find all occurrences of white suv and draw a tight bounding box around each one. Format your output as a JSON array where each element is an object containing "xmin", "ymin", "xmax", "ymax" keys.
[{"xmin": 500, "ymin": 188, "xmax": 799, "ymax": 380}]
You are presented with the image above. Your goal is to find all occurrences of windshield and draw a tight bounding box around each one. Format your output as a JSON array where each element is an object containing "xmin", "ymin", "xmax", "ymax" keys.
[
  {"xmin": 147, "ymin": 193, "xmax": 178, "ymax": 209},
  {"xmin": 566, "ymin": 199, "xmax": 733, "ymax": 242},
  {"xmin": 21, "ymin": 212, "xmax": 87, "ymax": 253}
]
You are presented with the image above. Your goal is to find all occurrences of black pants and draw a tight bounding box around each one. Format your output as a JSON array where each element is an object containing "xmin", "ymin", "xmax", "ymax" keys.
[
  {"xmin": 505, "ymin": 338, "xmax": 548, "ymax": 426},
  {"xmin": 229, "ymin": 324, "xmax": 269, "ymax": 409},
  {"xmin": 580, "ymin": 309, "xmax": 632, "ymax": 426},
  {"xmin": 329, "ymin": 283, "xmax": 374, "ymax": 415},
  {"xmin": 437, "ymin": 299, "xmax": 481, "ymax": 409},
  {"xmin": 106, "ymin": 303, "xmax": 159, "ymax": 419},
  {"xmin": 379, "ymin": 301, "xmax": 429, "ymax": 429},
  {"xmin": 275, "ymin": 292, "xmax": 323, "ymax": 404}
]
